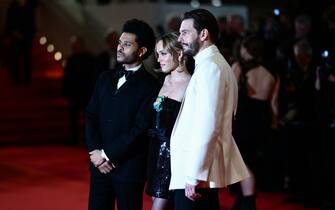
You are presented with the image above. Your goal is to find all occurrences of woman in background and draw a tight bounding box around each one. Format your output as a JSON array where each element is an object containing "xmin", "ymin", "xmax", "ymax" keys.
[{"xmin": 231, "ymin": 35, "xmax": 280, "ymax": 210}]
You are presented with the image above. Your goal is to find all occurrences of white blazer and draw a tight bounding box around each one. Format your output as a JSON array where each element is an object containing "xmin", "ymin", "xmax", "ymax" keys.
[{"xmin": 169, "ymin": 45, "xmax": 249, "ymax": 190}]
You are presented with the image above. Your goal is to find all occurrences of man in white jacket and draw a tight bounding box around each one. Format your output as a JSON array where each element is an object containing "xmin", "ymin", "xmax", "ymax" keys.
[{"xmin": 169, "ymin": 9, "xmax": 249, "ymax": 210}]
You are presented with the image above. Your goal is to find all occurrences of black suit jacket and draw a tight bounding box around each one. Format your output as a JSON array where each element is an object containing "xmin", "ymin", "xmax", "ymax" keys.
[{"xmin": 85, "ymin": 65, "xmax": 159, "ymax": 182}]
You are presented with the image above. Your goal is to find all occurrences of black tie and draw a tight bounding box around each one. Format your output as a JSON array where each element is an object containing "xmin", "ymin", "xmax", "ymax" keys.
[{"xmin": 117, "ymin": 68, "xmax": 133, "ymax": 80}]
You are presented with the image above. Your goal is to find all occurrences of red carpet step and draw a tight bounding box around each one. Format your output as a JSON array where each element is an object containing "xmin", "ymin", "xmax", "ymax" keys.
[{"xmin": 0, "ymin": 39, "xmax": 70, "ymax": 145}]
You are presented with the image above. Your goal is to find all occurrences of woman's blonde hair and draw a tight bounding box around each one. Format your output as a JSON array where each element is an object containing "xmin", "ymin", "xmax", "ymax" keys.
[{"xmin": 155, "ymin": 32, "xmax": 183, "ymax": 66}]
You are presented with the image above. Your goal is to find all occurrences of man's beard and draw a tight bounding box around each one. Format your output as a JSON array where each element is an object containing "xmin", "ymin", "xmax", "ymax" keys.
[
  {"xmin": 183, "ymin": 37, "xmax": 200, "ymax": 56},
  {"xmin": 117, "ymin": 50, "xmax": 139, "ymax": 65}
]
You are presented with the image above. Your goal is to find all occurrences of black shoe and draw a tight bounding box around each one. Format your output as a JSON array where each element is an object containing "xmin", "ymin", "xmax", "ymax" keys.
[
  {"xmin": 240, "ymin": 195, "xmax": 257, "ymax": 210},
  {"xmin": 231, "ymin": 195, "xmax": 257, "ymax": 210},
  {"xmin": 230, "ymin": 195, "xmax": 242, "ymax": 210}
]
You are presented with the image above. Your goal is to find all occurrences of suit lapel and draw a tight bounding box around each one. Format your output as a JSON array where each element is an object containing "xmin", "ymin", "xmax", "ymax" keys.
[
  {"xmin": 107, "ymin": 70, "xmax": 119, "ymax": 95},
  {"xmin": 113, "ymin": 66, "xmax": 146, "ymax": 96}
]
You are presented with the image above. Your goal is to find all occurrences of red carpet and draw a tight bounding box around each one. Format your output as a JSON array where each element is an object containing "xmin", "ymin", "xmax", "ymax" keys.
[
  {"xmin": 0, "ymin": 146, "xmax": 318, "ymax": 210},
  {"xmin": 0, "ymin": 39, "xmax": 318, "ymax": 210}
]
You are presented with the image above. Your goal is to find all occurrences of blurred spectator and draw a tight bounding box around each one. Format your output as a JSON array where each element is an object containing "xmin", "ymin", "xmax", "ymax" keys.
[
  {"xmin": 321, "ymin": 6, "xmax": 335, "ymax": 64},
  {"xmin": 231, "ymin": 34, "xmax": 279, "ymax": 210},
  {"xmin": 155, "ymin": 15, "xmax": 182, "ymax": 39},
  {"xmin": 96, "ymin": 28, "xmax": 119, "ymax": 74},
  {"xmin": 62, "ymin": 36, "xmax": 98, "ymax": 145},
  {"xmin": 316, "ymin": 17, "xmax": 335, "ymax": 207},
  {"xmin": 294, "ymin": 14, "xmax": 321, "ymax": 61},
  {"xmin": 324, "ymin": 6, "xmax": 335, "ymax": 32},
  {"xmin": 217, "ymin": 16, "xmax": 228, "ymax": 38},
  {"xmin": 317, "ymin": 66, "xmax": 335, "ymax": 210},
  {"xmin": 280, "ymin": 39, "xmax": 320, "ymax": 207},
  {"xmin": 219, "ymin": 14, "xmax": 245, "ymax": 64},
  {"xmin": 278, "ymin": 12, "xmax": 293, "ymax": 34},
  {"xmin": 294, "ymin": 15, "xmax": 311, "ymax": 41},
  {"xmin": 4, "ymin": 0, "xmax": 37, "ymax": 85},
  {"xmin": 167, "ymin": 15, "xmax": 182, "ymax": 32},
  {"xmin": 261, "ymin": 13, "xmax": 286, "ymax": 67},
  {"xmin": 217, "ymin": 16, "xmax": 228, "ymax": 55}
]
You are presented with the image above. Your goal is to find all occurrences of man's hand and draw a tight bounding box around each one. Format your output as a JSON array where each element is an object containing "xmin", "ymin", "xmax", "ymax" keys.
[
  {"xmin": 185, "ymin": 183, "xmax": 202, "ymax": 201},
  {"xmin": 98, "ymin": 161, "xmax": 114, "ymax": 174},
  {"xmin": 89, "ymin": 149, "xmax": 105, "ymax": 167}
]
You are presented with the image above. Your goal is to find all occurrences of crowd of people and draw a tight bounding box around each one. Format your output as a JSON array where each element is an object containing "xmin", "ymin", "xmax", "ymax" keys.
[
  {"xmin": 83, "ymin": 6, "xmax": 335, "ymax": 210},
  {"xmin": 218, "ymin": 7, "xmax": 335, "ymax": 210},
  {"xmin": 38, "ymin": 6, "xmax": 335, "ymax": 210}
]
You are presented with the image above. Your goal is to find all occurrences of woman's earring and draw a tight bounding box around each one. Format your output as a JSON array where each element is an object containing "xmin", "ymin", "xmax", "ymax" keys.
[
  {"xmin": 177, "ymin": 51, "xmax": 185, "ymax": 72},
  {"xmin": 177, "ymin": 60, "xmax": 185, "ymax": 72}
]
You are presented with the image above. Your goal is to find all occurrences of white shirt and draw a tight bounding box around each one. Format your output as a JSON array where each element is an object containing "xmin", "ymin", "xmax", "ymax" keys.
[{"xmin": 117, "ymin": 64, "xmax": 142, "ymax": 89}]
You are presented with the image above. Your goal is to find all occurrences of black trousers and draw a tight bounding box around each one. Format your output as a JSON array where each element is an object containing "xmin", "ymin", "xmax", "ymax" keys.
[
  {"xmin": 174, "ymin": 188, "xmax": 220, "ymax": 210},
  {"xmin": 88, "ymin": 173, "xmax": 145, "ymax": 210}
]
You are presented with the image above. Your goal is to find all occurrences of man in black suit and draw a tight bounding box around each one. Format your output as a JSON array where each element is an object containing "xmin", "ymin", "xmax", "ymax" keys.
[{"xmin": 85, "ymin": 19, "xmax": 159, "ymax": 210}]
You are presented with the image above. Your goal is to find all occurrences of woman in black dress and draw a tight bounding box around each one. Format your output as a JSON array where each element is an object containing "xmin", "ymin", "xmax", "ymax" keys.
[
  {"xmin": 146, "ymin": 32, "xmax": 192, "ymax": 210},
  {"xmin": 231, "ymin": 35, "xmax": 279, "ymax": 210}
]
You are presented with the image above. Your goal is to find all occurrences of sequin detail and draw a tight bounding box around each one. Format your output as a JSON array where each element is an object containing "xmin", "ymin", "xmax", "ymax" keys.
[{"xmin": 146, "ymin": 97, "xmax": 181, "ymax": 199}]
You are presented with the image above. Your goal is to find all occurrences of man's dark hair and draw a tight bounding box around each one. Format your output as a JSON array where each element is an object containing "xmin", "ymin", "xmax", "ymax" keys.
[
  {"xmin": 122, "ymin": 19, "xmax": 156, "ymax": 60},
  {"xmin": 183, "ymin": 9, "xmax": 219, "ymax": 44}
]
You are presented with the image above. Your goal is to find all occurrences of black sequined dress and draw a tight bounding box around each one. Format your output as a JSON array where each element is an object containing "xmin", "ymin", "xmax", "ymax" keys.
[{"xmin": 146, "ymin": 96, "xmax": 181, "ymax": 199}]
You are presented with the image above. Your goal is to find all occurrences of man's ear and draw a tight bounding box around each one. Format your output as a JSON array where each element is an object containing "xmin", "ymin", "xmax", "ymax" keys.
[
  {"xmin": 200, "ymin": 29, "xmax": 209, "ymax": 41},
  {"xmin": 138, "ymin": 47, "xmax": 148, "ymax": 58}
]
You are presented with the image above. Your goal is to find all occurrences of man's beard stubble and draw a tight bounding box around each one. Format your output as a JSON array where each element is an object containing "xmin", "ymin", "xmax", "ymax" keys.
[
  {"xmin": 117, "ymin": 50, "xmax": 139, "ymax": 65},
  {"xmin": 183, "ymin": 37, "xmax": 200, "ymax": 57}
]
